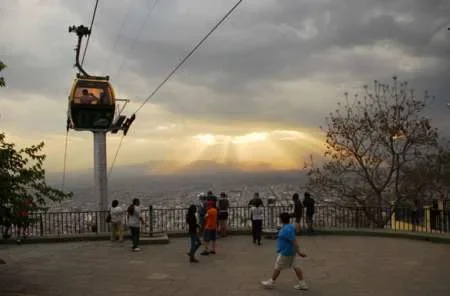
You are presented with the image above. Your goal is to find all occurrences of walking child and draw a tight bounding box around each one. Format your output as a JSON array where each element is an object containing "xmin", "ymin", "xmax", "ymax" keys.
[{"xmin": 261, "ymin": 212, "xmax": 308, "ymax": 290}]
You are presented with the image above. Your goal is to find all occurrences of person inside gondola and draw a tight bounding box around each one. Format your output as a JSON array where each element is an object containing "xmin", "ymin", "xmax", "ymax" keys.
[{"xmin": 79, "ymin": 89, "xmax": 97, "ymax": 104}]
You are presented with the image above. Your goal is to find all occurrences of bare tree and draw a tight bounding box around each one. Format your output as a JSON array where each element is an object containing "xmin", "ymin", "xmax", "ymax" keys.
[
  {"xmin": 306, "ymin": 77, "xmax": 439, "ymax": 227},
  {"xmin": 0, "ymin": 61, "xmax": 6, "ymax": 87}
]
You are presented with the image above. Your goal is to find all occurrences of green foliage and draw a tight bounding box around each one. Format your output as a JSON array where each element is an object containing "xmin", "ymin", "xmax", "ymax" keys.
[
  {"xmin": 0, "ymin": 61, "xmax": 6, "ymax": 87},
  {"xmin": 0, "ymin": 133, "xmax": 72, "ymax": 230},
  {"xmin": 307, "ymin": 77, "xmax": 440, "ymax": 227}
]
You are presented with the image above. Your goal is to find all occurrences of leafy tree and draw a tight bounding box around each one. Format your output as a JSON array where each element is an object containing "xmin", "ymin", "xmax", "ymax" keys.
[
  {"xmin": 0, "ymin": 133, "xmax": 72, "ymax": 238},
  {"xmin": 306, "ymin": 77, "xmax": 439, "ymax": 227},
  {"xmin": 0, "ymin": 61, "xmax": 72, "ymax": 239}
]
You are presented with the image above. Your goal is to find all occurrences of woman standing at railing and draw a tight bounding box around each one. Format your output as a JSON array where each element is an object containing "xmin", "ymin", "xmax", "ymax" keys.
[
  {"xmin": 186, "ymin": 205, "xmax": 201, "ymax": 263},
  {"xmin": 110, "ymin": 200, "xmax": 124, "ymax": 242},
  {"xmin": 127, "ymin": 198, "xmax": 145, "ymax": 252}
]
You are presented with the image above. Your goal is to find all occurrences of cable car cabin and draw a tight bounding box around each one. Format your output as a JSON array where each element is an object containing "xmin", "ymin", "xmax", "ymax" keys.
[{"xmin": 68, "ymin": 78, "xmax": 116, "ymax": 131}]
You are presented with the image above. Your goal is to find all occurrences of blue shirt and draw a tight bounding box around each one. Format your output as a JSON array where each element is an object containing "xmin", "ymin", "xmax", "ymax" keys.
[{"xmin": 276, "ymin": 224, "xmax": 296, "ymax": 256}]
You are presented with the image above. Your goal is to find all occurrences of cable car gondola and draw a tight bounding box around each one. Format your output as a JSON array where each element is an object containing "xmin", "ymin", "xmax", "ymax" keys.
[
  {"xmin": 68, "ymin": 76, "xmax": 116, "ymax": 131},
  {"xmin": 67, "ymin": 25, "xmax": 125, "ymax": 132}
]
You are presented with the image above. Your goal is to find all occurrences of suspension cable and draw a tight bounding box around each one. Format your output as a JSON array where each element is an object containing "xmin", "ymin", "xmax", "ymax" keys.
[
  {"xmin": 133, "ymin": 0, "xmax": 243, "ymax": 114},
  {"xmin": 107, "ymin": 0, "xmax": 138, "ymax": 74},
  {"xmin": 61, "ymin": 130, "xmax": 70, "ymax": 191},
  {"xmin": 108, "ymin": 0, "xmax": 243, "ymax": 178},
  {"xmin": 108, "ymin": 134, "xmax": 125, "ymax": 178},
  {"xmin": 81, "ymin": 0, "xmax": 101, "ymax": 66},
  {"xmin": 113, "ymin": 0, "xmax": 160, "ymax": 79}
]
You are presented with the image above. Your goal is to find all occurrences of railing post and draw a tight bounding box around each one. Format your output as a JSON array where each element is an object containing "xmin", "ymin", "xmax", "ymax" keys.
[
  {"xmin": 149, "ymin": 205, "xmax": 154, "ymax": 237},
  {"xmin": 39, "ymin": 214, "xmax": 44, "ymax": 237}
]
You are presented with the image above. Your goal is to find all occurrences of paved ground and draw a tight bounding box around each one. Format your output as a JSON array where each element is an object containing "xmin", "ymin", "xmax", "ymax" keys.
[{"xmin": 1, "ymin": 235, "xmax": 450, "ymax": 296}]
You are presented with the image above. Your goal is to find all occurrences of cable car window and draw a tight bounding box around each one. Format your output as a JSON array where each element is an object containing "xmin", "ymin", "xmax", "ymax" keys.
[{"xmin": 71, "ymin": 80, "xmax": 113, "ymax": 105}]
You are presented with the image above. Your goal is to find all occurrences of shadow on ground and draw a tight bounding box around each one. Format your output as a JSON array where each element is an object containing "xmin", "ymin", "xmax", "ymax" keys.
[{"xmin": 1, "ymin": 235, "xmax": 450, "ymax": 296}]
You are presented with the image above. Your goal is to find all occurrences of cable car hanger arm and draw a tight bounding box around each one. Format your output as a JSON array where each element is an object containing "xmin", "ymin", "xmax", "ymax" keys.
[{"xmin": 68, "ymin": 25, "xmax": 108, "ymax": 80}]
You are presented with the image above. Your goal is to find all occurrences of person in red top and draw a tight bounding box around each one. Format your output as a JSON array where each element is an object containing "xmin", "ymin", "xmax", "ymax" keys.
[
  {"xmin": 15, "ymin": 199, "xmax": 32, "ymax": 243},
  {"xmin": 200, "ymin": 201, "xmax": 218, "ymax": 256}
]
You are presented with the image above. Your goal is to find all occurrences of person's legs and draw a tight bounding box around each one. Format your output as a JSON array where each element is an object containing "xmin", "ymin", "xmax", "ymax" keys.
[
  {"xmin": 211, "ymin": 231, "xmax": 216, "ymax": 253},
  {"xmin": 136, "ymin": 227, "xmax": 140, "ymax": 248},
  {"xmin": 255, "ymin": 220, "xmax": 262, "ymax": 244},
  {"xmin": 261, "ymin": 255, "xmax": 285, "ymax": 288},
  {"xmin": 293, "ymin": 267, "xmax": 304, "ymax": 281},
  {"xmin": 189, "ymin": 234, "xmax": 197, "ymax": 254},
  {"xmin": 251, "ymin": 220, "xmax": 257, "ymax": 243},
  {"xmin": 118, "ymin": 222, "xmax": 124, "ymax": 241},
  {"xmin": 195, "ymin": 234, "xmax": 202, "ymax": 252},
  {"xmin": 201, "ymin": 231, "xmax": 210, "ymax": 255},
  {"xmin": 189, "ymin": 234, "xmax": 200, "ymax": 262},
  {"xmin": 295, "ymin": 219, "xmax": 302, "ymax": 234},
  {"xmin": 130, "ymin": 227, "xmax": 139, "ymax": 250},
  {"xmin": 292, "ymin": 259, "xmax": 308, "ymax": 290},
  {"xmin": 223, "ymin": 215, "xmax": 228, "ymax": 236},
  {"xmin": 111, "ymin": 223, "xmax": 117, "ymax": 241}
]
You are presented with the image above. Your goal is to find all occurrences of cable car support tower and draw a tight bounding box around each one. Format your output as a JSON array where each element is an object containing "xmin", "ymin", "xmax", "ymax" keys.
[{"xmin": 68, "ymin": 25, "xmax": 135, "ymax": 211}]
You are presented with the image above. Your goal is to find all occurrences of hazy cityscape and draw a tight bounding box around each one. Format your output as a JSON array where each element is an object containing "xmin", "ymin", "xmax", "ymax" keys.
[{"xmin": 49, "ymin": 169, "xmax": 309, "ymax": 211}]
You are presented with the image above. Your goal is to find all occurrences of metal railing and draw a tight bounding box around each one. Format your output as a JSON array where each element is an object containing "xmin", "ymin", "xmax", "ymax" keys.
[{"xmin": 1, "ymin": 205, "xmax": 449, "ymax": 240}]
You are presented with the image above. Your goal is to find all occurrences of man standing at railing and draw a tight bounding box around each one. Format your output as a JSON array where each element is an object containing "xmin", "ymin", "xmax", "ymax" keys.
[
  {"xmin": 218, "ymin": 192, "xmax": 230, "ymax": 237},
  {"xmin": 303, "ymin": 192, "xmax": 315, "ymax": 234},
  {"xmin": 206, "ymin": 191, "xmax": 218, "ymax": 207},
  {"xmin": 249, "ymin": 192, "xmax": 263, "ymax": 207}
]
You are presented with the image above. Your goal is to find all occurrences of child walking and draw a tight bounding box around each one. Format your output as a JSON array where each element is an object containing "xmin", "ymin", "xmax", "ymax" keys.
[
  {"xmin": 250, "ymin": 203, "xmax": 264, "ymax": 245},
  {"xmin": 186, "ymin": 205, "xmax": 202, "ymax": 263},
  {"xmin": 261, "ymin": 212, "xmax": 308, "ymax": 290}
]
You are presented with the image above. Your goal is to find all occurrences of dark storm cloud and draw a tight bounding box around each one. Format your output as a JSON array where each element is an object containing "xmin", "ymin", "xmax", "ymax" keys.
[{"xmin": 1, "ymin": 0, "xmax": 449, "ymax": 130}]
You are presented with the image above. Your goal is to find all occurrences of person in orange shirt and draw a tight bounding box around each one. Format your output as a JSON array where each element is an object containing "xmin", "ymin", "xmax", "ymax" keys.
[{"xmin": 200, "ymin": 201, "xmax": 218, "ymax": 256}]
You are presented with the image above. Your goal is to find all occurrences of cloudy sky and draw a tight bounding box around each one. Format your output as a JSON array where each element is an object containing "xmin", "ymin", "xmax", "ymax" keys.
[{"xmin": 0, "ymin": 0, "xmax": 449, "ymax": 173}]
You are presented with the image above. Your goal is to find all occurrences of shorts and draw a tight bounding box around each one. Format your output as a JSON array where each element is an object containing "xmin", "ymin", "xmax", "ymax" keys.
[
  {"xmin": 274, "ymin": 255, "xmax": 300, "ymax": 270},
  {"xmin": 203, "ymin": 229, "xmax": 217, "ymax": 242},
  {"xmin": 218, "ymin": 212, "xmax": 228, "ymax": 221}
]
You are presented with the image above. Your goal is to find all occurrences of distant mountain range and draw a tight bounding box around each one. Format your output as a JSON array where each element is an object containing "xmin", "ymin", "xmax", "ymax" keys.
[{"xmin": 46, "ymin": 160, "xmax": 307, "ymax": 187}]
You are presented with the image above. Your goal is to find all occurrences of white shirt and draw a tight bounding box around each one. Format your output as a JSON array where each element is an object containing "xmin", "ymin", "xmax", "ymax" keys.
[
  {"xmin": 110, "ymin": 206, "xmax": 124, "ymax": 223},
  {"xmin": 251, "ymin": 206, "xmax": 264, "ymax": 220},
  {"xmin": 128, "ymin": 205, "xmax": 141, "ymax": 228}
]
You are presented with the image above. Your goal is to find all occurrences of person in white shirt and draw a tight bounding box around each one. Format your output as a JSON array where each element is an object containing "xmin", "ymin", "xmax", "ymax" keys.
[
  {"xmin": 127, "ymin": 198, "xmax": 145, "ymax": 252},
  {"xmin": 251, "ymin": 203, "xmax": 264, "ymax": 245},
  {"xmin": 110, "ymin": 200, "xmax": 124, "ymax": 242}
]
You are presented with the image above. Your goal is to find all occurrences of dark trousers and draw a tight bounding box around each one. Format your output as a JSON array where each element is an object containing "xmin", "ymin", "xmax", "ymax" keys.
[
  {"xmin": 251, "ymin": 220, "xmax": 262, "ymax": 243},
  {"xmin": 189, "ymin": 233, "xmax": 202, "ymax": 255},
  {"xmin": 130, "ymin": 226, "xmax": 140, "ymax": 249}
]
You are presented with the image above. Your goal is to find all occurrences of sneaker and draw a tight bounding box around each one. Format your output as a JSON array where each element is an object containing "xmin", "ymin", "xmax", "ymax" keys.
[
  {"xmin": 200, "ymin": 251, "xmax": 210, "ymax": 256},
  {"xmin": 210, "ymin": 251, "xmax": 216, "ymax": 255},
  {"xmin": 190, "ymin": 258, "xmax": 199, "ymax": 263},
  {"xmin": 261, "ymin": 279, "xmax": 275, "ymax": 289},
  {"xmin": 132, "ymin": 247, "xmax": 141, "ymax": 252},
  {"xmin": 294, "ymin": 281, "xmax": 308, "ymax": 290}
]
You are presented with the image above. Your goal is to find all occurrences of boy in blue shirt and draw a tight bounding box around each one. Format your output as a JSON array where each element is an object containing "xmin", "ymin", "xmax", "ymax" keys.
[{"xmin": 261, "ymin": 212, "xmax": 308, "ymax": 290}]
